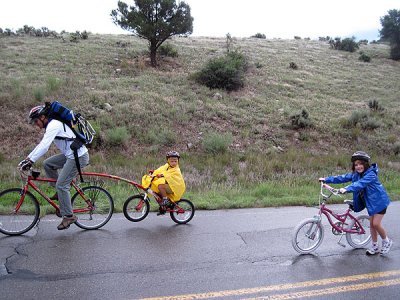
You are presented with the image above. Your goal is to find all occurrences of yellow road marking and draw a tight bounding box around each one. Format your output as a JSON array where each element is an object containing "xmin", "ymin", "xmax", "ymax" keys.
[
  {"xmin": 140, "ymin": 270, "xmax": 400, "ymax": 300},
  {"xmin": 246, "ymin": 278, "xmax": 400, "ymax": 300}
]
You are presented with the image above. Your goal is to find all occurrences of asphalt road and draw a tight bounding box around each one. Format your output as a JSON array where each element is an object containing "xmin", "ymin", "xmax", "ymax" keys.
[{"xmin": 0, "ymin": 202, "xmax": 399, "ymax": 300}]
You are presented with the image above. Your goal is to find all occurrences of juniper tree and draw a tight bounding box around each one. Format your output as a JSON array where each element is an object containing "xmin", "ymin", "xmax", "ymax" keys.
[
  {"xmin": 380, "ymin": 9, "xmax": 400, "ymax": 60},
  {"xmin": 111, "ymin": 0, "xmax": 193, "ymax": 67}
]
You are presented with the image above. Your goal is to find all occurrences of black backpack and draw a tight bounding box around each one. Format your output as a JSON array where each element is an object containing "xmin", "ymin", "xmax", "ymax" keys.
[{"xmin": 43, "ymin": 101, "xmax": 95, "ymax": 181}]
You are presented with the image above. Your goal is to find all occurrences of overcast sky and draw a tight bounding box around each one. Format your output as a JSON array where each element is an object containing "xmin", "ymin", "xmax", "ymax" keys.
[{"xmin": 0, "ymin": 0, "xmax": 398, "ymax": 40}]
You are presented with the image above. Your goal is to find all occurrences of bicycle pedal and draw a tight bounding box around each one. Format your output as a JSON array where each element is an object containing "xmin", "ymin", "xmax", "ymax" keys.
[{"xmin": 338, "ymin": 242, "xmax": 346, "ymax": 248}]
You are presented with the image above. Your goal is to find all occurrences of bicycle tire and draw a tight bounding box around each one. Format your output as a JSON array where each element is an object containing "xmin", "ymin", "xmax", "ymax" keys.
[
  {"xmin": 0, "ymin": 188, "xmax": 40, "ymax": 236},
  {"xmin": 346, "ymin": 215, "xmax": 371, "ymax": 248},
  {"xmin": 71, "ymin": 185, "xmax": 114, "ymax": 230},
  {"xmin": 123, "ymin": 195, "xmax": 150, "ymax": 222},
  {"xmin": 292, "ymin": 218, "xmax": 324, "ymax": 254},
  {"xmin": 170, "ymin": 199, "xmax": 195, "ymax": 224}
]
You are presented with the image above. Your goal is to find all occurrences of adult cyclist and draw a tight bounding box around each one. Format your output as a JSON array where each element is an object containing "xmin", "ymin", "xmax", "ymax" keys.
[{"xmin": 18, "ymin": 105, "xmax": 90, "ymax": 230}]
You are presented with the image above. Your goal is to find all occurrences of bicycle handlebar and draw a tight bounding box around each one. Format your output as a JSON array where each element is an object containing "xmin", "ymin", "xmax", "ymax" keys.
[{"xmin": 320, "ymin": 182, "xmax": 342, "ymax": 198}]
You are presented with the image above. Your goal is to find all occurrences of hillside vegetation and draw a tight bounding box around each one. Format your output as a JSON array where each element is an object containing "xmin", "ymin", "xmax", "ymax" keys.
[{"xmin": 1, "ymin": 34, "xmax": 399, "ymax": 210}]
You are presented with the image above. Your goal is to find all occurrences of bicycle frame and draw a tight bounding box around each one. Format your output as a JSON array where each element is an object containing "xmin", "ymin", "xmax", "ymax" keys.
[
  {"xmin": 317, "ymin": 204, "xmax": 366, "ymax": 235},
  {"xmin": 83, "ymin": 172, "xmax": 186, "ymax": 213},
  {"xmin": 18, "ymin": 171, "xmax": 95, "ymax": 215},
  {"xmin": 317, "ymin": 183, "xmax": 366, "ymax": 235}
]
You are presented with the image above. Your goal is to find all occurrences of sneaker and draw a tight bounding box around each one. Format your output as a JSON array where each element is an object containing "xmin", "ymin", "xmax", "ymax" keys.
[
  {"xmin": 57, "ymin": 215, "xmax": 78, "ymax": 230},
  {"xmin": 157, "ymin": 207, "xmax": 166, "ymax": 216},
  {"xmin": 366, "ymin": 245, "xmax": 379, "ymax": 255},
  {"xmin": 380, "ymin": 239, "xmax": 393, "ymax": 255}
]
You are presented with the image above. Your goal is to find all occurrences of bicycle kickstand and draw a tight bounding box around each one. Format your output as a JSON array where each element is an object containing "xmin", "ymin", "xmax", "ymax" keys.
[{"xmin": 337, "ymin": 234, "xmax": 346, "ymax": 248}]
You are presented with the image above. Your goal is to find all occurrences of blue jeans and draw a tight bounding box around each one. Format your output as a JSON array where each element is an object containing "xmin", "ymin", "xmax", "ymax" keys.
[{"xmin": 43, "ymin": 153, "xmax": 89, "ymax": 216}]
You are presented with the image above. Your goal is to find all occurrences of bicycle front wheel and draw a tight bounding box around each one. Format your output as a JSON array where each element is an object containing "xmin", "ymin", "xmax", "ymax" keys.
[
  {"xmin": 170, "ymin": 199, "xmax": 195, "ymax": 224},
  {"xmin": 292, "ymin": 218, "xmax": 324, "ymax": 254},
  {"xmin": 123, "ymin": 195, "xmax": 150, "ymax": 222},
  {"xmin": 72, "ymin": 186, "xmax": 114, "ymax": 230},
  {"xmin": 0, "ymin": 188, "xmax": 40, "ymax": 236},
  {"xmin": 346, "ymin": 215, "xmax": 371, "ymax": 248}
]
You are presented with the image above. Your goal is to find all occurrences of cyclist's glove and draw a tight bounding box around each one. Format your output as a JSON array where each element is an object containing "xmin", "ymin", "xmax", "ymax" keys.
[{"xmin": 18, "ymin": 159, "xmax": 33, "ymax": 171}]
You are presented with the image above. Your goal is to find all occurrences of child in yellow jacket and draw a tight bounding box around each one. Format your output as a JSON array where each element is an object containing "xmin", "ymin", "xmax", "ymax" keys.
[{"xmin": 142, "ymin": 151, "xmax": 186, "ymax": 210}]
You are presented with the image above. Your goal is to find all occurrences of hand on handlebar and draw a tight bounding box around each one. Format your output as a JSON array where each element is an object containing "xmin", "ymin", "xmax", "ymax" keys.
[
  {"xmin": 338, "ymin": 188, "xmax": 347, "ymax": 194},
  {"xmin": 318, "ymin": 177, "xmax": 326, "ymax": 183},
  {"xmin": 18, "ymin": 159, "xmax": 33, "ymax": 171}
]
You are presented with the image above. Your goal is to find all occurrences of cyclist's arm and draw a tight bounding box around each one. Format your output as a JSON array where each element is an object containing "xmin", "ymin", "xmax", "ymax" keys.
[
  {"xmin": 324, "ymin": 173, "xmax": 353, "ymax": 184},
  {"xmin": 28, "ymin": 121, "xmax": 60, "ymax": 162},
  {"xmin": 344, "ymin": 172, "xmax": 377, "ymax": 193}
]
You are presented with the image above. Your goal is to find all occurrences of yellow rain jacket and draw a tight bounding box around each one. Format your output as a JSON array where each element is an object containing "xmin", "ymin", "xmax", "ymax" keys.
[{"xmin": 141, "ymin": 163, "xmax": 186, "ymax": 202}]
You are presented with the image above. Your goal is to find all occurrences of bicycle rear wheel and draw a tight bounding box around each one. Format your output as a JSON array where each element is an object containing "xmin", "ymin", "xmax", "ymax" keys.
[
  {"xmin": 123, "ymin": 195, "xmax": 150, "ymax": 222},
  {"xmin": 170, "ymin": 199, "xmax": 195, "ymax": 224},
  {"xmin": 346, "ymin": 215, "xmax": 371, "ymax": 248},
  {"xmin": 0, "ymin": 188, "xmax": 40, "ymax": 236},
  {"xmin": 72, "ymin": 186, "xmax": 114, "ymax": 230},
  {"xmin": 292, "ymin": 218, "xmax": 324, "ymax": 254}
]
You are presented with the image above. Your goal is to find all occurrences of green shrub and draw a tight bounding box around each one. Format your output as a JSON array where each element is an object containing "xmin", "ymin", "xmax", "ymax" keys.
[
  {"xmin": 81, "ymin": 30, "xmax": 89, "ymax": 40},
  {"xmin": 329, "ymin": 37, "xmax": 359, "ymax": 52},
  {"xmin": 143, "ymin": 127, "xmax": 177, "ymax": 146},
  {"xmin": 289, "ymin": 108, "xmax": 313, "ymax": 129},
  {"xmin": 344, "ymin": 110, "xmax": 382, "ymax": 130},
  {"xmin": 362, "ymin": 118, "xmax": 382, "ymax": 130},
  {"xmin": 359, "ymin": 52, "xmax": 371, "ymax": 62},
  {"xmin": 33, "ymin": 87, "xmax": 45, "ymax": 101},
  {"xmin": 203, "ymin": 132, "xmax": 233, "ymax": 154},
  {"xmin": 70, "ymin": 32, "xmax": 80, "ymax": 43},
  {"xmin": 390, "ymin": 44, "xmax": 400, "ymax": 60},
  {"xmin": 368, "ymin": 100, "xmax": 384, "ymax": 112},
  {"xmin": 289, "ymin": 62, "xmax": 298, "ymax": 69},
  {"xmin": 47, "ymin": 76, "xmax": 62, "ymax": 92},
  {"xmin": 195, "ymin": 50, "xmax": 248, "ymax": 91},
  {"xmin": 393, "ymin": 142, "xmax": 400, "ymax": 155},
  {"xmin": 159, "ymin": 43, "xmax": 178, "ymax": 57},
  {"xmin": 345, "ymin": 111, "xmax": 369, "ymax": 127},
  {"xmin": 251, "ymin": 33, "xmax": 266, "ymax": 39},
  {"xmin": 105, "ymin": 126, "xmax": 130, "ymax": 146},
  {"xmin": 358, "ymin": 39, "xmax": 368, "ymax": 45}
]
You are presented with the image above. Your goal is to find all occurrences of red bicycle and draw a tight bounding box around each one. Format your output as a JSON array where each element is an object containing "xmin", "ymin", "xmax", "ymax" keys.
[
  {"xmin": 292, "ymin": 182, "xmax": 371, "ymax": 254},
  {"xmin": 0, "ymin": 169, "xmax": 114, "ymax": 236},
  {"xmin": 83, "ymin": 172, "xmax": 194, "ymax": 224}
]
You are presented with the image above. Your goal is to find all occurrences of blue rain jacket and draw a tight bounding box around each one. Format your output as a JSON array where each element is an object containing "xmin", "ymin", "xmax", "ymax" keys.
[{"xmin": 324, "ymin": 163, "xmax": 390, "ymax": 216}]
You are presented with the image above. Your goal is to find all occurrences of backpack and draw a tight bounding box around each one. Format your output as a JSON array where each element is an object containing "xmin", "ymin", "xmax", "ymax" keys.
[
  {"xmin": 44, "ymin": 101, "xmax": 95, "ymax": 145},
  {"xmin": 43, "ymin": 101, "xmax": 96, "ymax": 181}
]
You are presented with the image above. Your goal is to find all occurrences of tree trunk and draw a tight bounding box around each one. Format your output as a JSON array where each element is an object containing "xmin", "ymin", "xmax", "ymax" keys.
[{"xmin": 150, "ymin": 42, "xmax": 157, "ymax": 67}]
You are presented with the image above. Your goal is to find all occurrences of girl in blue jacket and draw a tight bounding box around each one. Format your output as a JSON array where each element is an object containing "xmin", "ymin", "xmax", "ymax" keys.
[{"xmin": 319, "ymin": 151, "xmax": 393, "ymax": 256}]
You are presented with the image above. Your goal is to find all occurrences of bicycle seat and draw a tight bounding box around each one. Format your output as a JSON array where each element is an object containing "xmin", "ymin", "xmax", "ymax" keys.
[{"xmin": 344, "ymin": 199, "xmax": 354, "ymax": 210}]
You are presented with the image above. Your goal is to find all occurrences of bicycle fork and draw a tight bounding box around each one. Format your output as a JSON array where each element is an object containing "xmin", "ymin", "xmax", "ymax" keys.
[{"xmin": 307, "ymin": 215, "xmax": 322, "ymax": 240}]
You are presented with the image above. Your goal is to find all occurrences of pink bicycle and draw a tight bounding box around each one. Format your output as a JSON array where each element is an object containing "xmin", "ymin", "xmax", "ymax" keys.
[{"xmin": 292, "ymin": 182, "xmax": 371, "ymax": 254}]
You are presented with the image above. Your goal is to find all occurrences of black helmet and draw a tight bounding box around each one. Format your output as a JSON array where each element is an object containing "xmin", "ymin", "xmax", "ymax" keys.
[
  {"xmin": 351, "ymin": 151, "xmax": 370, "ymax": 163},
  {"xmin": 166, "ymin": 150, "xmax": 180, "ymax": 159},
  {"xmin": 28, "ymin": 105, "xmax": 45, "ymax": 124}
]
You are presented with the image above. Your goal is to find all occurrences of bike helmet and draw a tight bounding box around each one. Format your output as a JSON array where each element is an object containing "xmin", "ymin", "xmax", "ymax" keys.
[
  {"xmin": 28, "ymin": 105, "xmax": 45, "ymax": 124},
  {"xmin": 351, "ymin": 151, "xmax": 371, "ymax": 163},
  {"xmin": 166, "ymin": 150, "xmax": 180, "ymax": 159}
]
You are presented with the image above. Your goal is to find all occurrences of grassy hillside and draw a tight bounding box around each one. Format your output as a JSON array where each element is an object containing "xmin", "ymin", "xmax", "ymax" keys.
[{"xmin": 1, "ymin": 34, "xmax": 399, "ymax": 210}]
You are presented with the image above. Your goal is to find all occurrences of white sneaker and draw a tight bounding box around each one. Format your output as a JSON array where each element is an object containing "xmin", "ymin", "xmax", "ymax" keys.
[
  {"xmin": 380, "ymin": 239, "xmax": 393, "ymax": 255},
  {"xmin": 366, "ymin": 245, "xmax": 379, "ymax": 255}
]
